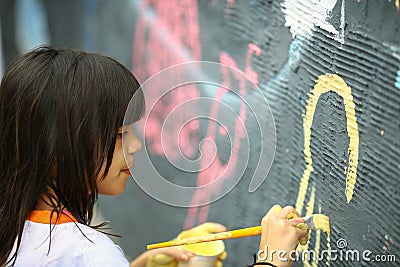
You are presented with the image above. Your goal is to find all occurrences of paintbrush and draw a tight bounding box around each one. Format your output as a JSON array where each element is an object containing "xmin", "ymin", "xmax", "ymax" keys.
[
  {"xmin": 289, "ymin": 214, "xmax": 330, "ymax": 235},
  {"xmin": 147, "ymin": 214, "xmax": 330, "ymax": 250}
]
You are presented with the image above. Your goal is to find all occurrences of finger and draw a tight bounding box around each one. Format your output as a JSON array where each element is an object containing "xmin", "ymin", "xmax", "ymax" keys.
[
  {"xmin": 296, "ymin": 222, "xmax": 308, "ymax": 230},
  {"xmin": 277, "ymin": 206, "xmax": 298, "ymax": 220},
  {"xmin": 298, "ymin": 226, "xmax": 309, "ymax": 240},
  {"xmin": 214, "ymin": 260, "xmax": 223, "ymax": 267},
  {"xmin": 150, "ymin": 254, "xmax": 175, "ymax": 265},
  {"xmin": 300, "ymin": 229, "xmax": 310, "ymax": 245},
  {"xmin": 192, "ymin": 222, "xmax": 227, "ymax": 233},
  {"xmin": 218, "ymin": 251, "xmax": 227, "ymax": 260},
  {"xmin": 293, "ymin": 225, "xmax": 308, "ymax": 241},
  {"xmin": 300, "ymin": 235, "xmax": 309, "ymax": 246},
  {"xmin": 284, "ymin": 218, "xmax": 310, "ymax": 245},
  {"xmin": 287, "ymin": 209, "xmax": 301, "ymax": 220}
]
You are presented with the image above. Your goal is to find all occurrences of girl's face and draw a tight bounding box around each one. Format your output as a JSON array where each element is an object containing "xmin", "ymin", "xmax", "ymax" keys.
[{"xmin": 97, "ymin": 124, "xmax": 142, "ymax": 196}]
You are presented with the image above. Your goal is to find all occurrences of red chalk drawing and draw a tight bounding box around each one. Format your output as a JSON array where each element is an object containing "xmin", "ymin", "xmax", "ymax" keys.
[
  {"xmin": 184, "ymin": 44, "xmax": 261, "ymax": 228},
  {"xmin": 133, "ymin": 0, "xmax": 201, "ymax": 159}
]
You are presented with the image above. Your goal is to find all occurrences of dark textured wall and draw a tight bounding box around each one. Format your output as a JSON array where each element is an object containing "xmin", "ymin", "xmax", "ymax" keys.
[{"xmin": 100, "ymin": 1, "xmax": 399, "ymax": 266}]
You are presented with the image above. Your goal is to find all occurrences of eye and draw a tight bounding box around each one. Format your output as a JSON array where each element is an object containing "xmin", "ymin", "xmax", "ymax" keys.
[{"xmin": 118, "ymin": 131, "xmax": 127, "ymax": 138}]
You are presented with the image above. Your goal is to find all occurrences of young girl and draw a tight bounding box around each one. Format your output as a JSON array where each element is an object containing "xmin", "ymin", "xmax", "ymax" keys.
[{"xmin": 0, "ymin": 46, "xmax": 307, "ymax": 267}]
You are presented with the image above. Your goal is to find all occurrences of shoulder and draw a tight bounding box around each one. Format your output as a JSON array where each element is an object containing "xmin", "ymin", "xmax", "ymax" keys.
[
  {"xmin": 78, "ymin": 224, "xmax": 130, "ymax": 266},
  {"xmin": 21, "ymin": 221, "xmax": 130, "ymax": 267}
]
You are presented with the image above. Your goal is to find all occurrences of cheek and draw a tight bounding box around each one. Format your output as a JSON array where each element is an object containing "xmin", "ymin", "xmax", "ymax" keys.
[
  {"xmin": 96, "ymin": 143, "xmax": 127, "ymax": 196},
  {"xmin": 97, "ymin": 174, "xmax": 128, "ymax": 196},
  {"xmin": 96, "ymin": 163, "xmax": 128, "ymax": 196}
]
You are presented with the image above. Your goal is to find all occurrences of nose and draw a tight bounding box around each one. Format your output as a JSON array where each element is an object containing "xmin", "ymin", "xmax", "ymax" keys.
[{"xmin": 125, "ymin": 133, "xmax": 142, "ymax": 155}]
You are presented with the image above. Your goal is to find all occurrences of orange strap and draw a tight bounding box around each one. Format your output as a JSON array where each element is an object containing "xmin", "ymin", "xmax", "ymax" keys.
[{"xmin": 28, "ymin": 210, "xmax": 78, "ymax": 224}]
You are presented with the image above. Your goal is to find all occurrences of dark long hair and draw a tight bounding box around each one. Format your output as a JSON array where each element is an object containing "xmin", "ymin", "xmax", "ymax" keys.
[{"xmin": 0, "ymin": 46, "xmax": 145, "ymax": 265}]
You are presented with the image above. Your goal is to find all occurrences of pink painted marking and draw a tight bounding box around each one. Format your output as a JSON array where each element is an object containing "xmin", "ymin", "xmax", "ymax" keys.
[
  {"xmin": 184, "ymin": 44, "xmax": 261, "ymax": 228},
  {"xmin": 133, "ymin": 0, "xmax": 201, "ymax": 159}
]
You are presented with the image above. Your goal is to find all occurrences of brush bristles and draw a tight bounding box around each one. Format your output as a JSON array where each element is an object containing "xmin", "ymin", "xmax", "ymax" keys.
[{"xmin": 312, "ymin": 214, "xmax": 330, "ymax": 234}]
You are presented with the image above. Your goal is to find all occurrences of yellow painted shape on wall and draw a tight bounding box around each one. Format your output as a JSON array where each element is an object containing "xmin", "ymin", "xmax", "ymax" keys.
[
  {"xmin": 295, "ymin": 74, "xmax": 359, "ymax": 216},
  {"xmin": 297, "ymin": 187, "xmax": 332, "ymax": 266},
  {"xmin": 299, "ymin": 186, "xmax": 315, "ymax": 267}
]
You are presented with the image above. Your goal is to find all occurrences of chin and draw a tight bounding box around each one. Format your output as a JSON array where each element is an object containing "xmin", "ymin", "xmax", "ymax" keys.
[
  {"xmin": 100, "ymin": 187, "xmax": 125, "ymax": 196},
  {"xmin": 111, "ymin": 190, "xmax": 124, "ymax": 196}
]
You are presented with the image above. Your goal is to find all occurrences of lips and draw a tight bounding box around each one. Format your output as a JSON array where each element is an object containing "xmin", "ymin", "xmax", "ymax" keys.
[{"xmin": 122, "ymin": 169, "xmax": 131, "ymax": 175}]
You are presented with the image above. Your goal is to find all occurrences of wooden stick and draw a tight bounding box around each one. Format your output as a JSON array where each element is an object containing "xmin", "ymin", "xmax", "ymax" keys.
[{"xmin": 147, "ymin": 226, "xmax": 262, "ymax": 250}]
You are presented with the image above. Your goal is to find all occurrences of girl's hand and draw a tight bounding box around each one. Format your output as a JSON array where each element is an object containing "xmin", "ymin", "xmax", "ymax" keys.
[
  {"xmin": 144, "ymin": 247, "xmax": 195, "ymax": 266},
  {"xmin": 179, "ymin": 222, "xmax": 227, "ymax": 267},
  {"xmin": 258, "ymin": 205, "xmax": 308, "ymax": 267},
  {"xmin": 131, "ymin": 246, "xmax": 193, "ymax": 267},
  {"xmin": 136, "ymin": 222, "xmax": 227, "ymax": 267}
]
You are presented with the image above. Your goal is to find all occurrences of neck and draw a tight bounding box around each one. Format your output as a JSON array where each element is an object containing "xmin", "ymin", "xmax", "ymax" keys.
[
  {"xmin": 35, "ymin": 192, "xmax": 64, "ymax": 211},
  {"xmin": 35, "ymin": 198, "xmax": 54, "ymax": 210}
]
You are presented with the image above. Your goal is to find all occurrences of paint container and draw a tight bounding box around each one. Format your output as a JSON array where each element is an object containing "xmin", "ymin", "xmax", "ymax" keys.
[
  {"xmin": 177, "ymin": 254, "xmax": 218, "ymax": 267},
  {"xmin": 177, "ymin": 230, "xmax": 225, "ymax": 267}
]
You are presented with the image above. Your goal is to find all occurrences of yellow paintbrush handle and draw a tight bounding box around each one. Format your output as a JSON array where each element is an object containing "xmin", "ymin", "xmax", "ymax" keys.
[
  {"xmin": 226, "ymin": 226, "xmax": 262, "ymax": 239},
  {"xmin": 147, "ymin": 214, "xmax": 330, "ymax": 250},
  {"xmin": 147, "ymin": 226, "xmax": 261, "ymax": 250}
]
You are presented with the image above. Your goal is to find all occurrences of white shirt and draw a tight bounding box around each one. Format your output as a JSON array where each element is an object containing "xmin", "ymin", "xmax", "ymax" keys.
[{"xmin": 8, "ymin": 211, "xmax": 130, "ymax": 267}]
